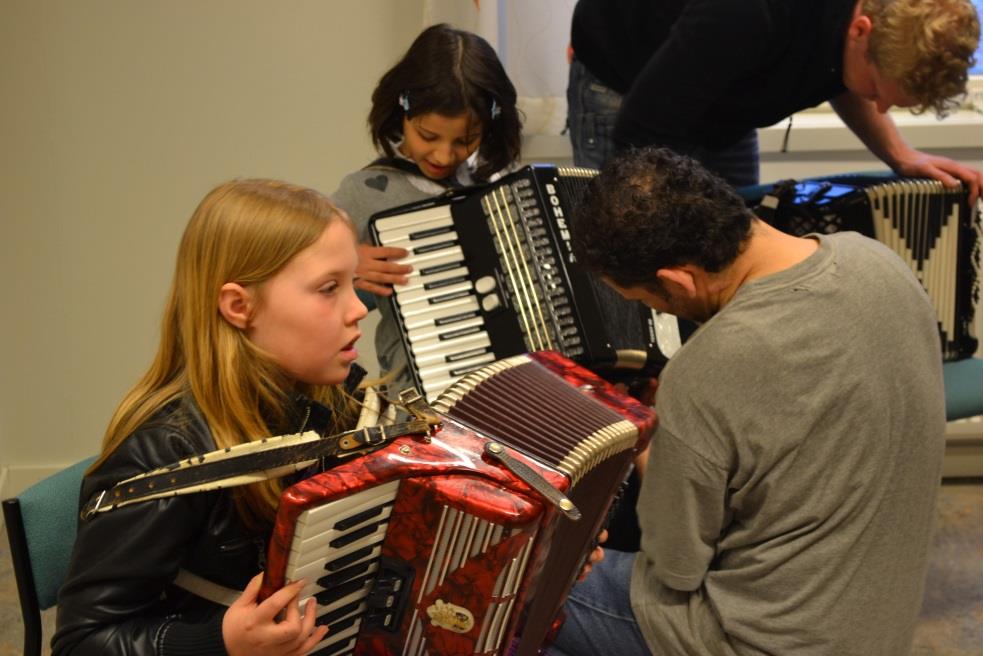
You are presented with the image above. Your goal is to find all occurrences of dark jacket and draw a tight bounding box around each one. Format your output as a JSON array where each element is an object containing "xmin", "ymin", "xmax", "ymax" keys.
[
  {"xmin": 570, "ymin": 0, "xmax": 856, "ymax": 150},
  {"xmin": 53, "ymin": 369, "xmax": 364, "ymax": 655}
]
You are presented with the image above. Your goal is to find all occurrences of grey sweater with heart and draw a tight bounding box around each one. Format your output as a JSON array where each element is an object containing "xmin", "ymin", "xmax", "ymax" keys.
[{"xmin": 331, "ymin": 165, "xmax": 445, "ymax": 392}]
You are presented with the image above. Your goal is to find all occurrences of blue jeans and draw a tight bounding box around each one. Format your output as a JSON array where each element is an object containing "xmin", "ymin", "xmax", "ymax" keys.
[
  {"xmin": 566, "ymin": 58, "xmax": 760, "ymax": 187},
  {"xmin": 547, "ymin": 550, "xmax": 652, "ymax": 656},
  {"xmin": 567, "ymin": 58, "xmax": 624, "ymax": 171}
]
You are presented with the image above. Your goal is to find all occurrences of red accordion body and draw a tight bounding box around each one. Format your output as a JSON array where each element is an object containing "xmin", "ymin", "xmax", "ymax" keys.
[{"xmin": 260, "ymin": 351, "xmax": 656, "ymax": 655}]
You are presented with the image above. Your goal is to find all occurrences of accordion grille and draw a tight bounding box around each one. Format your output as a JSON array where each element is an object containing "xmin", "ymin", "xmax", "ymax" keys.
[{"xmin": 402, "ymin": 505, "xmax": 536, "ymax": 655}]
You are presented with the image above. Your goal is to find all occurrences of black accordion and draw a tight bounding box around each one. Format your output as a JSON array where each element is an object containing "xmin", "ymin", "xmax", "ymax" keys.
[
  {"xmin": 369, "ymin": 164, "xmax": 681, "ymax": 400},
  {"xmin": 755, "ymin": 174, "xmax": 981, "ymax": 361}
]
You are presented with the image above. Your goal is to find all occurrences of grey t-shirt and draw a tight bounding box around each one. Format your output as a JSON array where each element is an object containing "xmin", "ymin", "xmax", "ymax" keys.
[{"xmin": 631, "ymin": 232, "xmax": 946, "ymax": 655}]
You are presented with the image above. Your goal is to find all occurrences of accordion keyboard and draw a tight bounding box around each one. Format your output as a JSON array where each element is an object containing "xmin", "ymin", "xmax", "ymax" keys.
[
  {"xmin": 288, "ymin": 481, "xmax": 400, "ymax": 655},
  {"xmin": 374, "ymin": 205, "xmax": 498, "ymax": 398},
  {"xmin": 282, "ymin": 475, "xmax": 540, "ymax": 656}
]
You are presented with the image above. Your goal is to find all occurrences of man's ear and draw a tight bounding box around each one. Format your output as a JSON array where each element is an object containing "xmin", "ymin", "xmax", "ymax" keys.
[
  {"xmin": 655, "ymin": 267, "xmax": 697, "ymax": 299},
  {"xmin": 218, "ymin": 282, "xmax": 254, "ymax": 330}
]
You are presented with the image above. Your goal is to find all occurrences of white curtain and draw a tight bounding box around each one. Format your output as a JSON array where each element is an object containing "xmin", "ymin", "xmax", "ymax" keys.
[{"xmin": 422, "ymin": 0, "xmax": 576, "ymax": 137}]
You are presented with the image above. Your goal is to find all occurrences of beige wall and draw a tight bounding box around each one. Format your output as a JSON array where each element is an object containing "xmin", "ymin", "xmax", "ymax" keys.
[
  {"xmin": 0, "ymin": 1, "xmax": 424, "ymax": 490},
  {"xmin": 3, "ymin": 1, "xmax": 981, "ymax": 493}
]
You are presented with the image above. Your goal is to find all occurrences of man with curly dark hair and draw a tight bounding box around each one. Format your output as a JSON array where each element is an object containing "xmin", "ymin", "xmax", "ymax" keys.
[
  {"xmin": 567, "ymin": 0, "xmax": 982, "ymax": 201},
  {"xmin": 550, "ymin": 147, "xmax": 946, "ymax": 656}
]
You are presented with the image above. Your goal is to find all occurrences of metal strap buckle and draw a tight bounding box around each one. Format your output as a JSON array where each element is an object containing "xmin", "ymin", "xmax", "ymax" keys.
[{"xmin": 80, "ymin": 489, "xmax": 106, "ymax": 521}]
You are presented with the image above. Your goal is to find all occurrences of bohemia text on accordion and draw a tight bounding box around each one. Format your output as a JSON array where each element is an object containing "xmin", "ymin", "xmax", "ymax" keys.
[
  {"xmin": 758, "ymin": 174, "xmax": 981, "ymax": 361},
  {"xmin": 369, "ymin": 164, "xmax": 680, "ymax": 400},
  {"xmin": 260, "ymin": 351, "xmax": 656, "ymax": 656}
]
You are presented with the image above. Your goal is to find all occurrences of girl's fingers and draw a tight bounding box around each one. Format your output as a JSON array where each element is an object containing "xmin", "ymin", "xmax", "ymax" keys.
[
  {"xmin": 297, "ymin": 625, "xmax": 330, "ymax": 654},
  {"xmin": 360, "ymin": 245, "xmax": 409, "ymax": 260},
  {"xmin": 282, "ymin": 589, "xmax": 301, "ymax": 626},
  {"xmin": 257, "ymin": 578, "xmax": 306, "ymax": 622},
  {"xmin": 301, "ymin": 597, "xmax": 318, "ymax": 632},
  {"xmin": 362, "ymin": 261, "xmax": 412, "ymax": 276},
  {"xmin": 366, "ymin": 270, "xmax": 411, "ymax": 284},
  {"xmin": 355, "ymin": 279, "xmax": 395, "ymax": 296}
]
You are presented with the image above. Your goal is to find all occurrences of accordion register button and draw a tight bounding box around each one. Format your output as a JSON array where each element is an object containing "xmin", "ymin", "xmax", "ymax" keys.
[
  {"xmin": 481, "ymin": 293, "xmax": 501, "ymax": 311},
  {"xmin": 475, "ymin": 275, "xmax": 497, "ymax": 294}
]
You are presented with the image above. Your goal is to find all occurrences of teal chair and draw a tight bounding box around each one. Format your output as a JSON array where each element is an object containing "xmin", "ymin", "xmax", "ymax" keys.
[
  {"xmin": 944, "ymin": 357, "xmax": 983, "ymax": 421},
  {"xmin": 2, "ymin": 456, "xmax": 95, "ymax": 656}
]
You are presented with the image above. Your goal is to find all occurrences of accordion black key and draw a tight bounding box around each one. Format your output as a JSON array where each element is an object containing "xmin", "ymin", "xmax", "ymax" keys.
[{"xmin": 756, "ymin": 174, "xmax": 981, "ymax": 361}]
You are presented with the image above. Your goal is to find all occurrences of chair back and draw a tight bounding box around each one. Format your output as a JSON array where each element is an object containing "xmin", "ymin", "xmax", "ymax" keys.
[{"xmin": 3, "ymin": 456, "xmax": 96, "ymax": 656}]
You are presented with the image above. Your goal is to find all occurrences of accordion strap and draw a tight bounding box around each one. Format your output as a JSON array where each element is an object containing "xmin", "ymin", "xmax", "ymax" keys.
[
  {"xmin": 81, "ymin": 388, "xmax": 439, "ymax": 520},
  {"xmin": 173, "ymin": 568, "xmax": 240, "ymax": 607}
]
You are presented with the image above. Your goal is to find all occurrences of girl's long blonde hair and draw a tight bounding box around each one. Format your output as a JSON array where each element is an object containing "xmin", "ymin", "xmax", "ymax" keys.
[{"xmin": 95, "ymin": 179, "xmax": 360, "ymax": 528}]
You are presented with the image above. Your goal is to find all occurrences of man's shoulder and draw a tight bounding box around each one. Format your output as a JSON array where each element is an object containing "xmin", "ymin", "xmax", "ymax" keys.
[
  {"xmin": 824, "ymin": 231, "xmax": 925, "ymax": 284},
  {"xmin": 659, "ymin": 321, "xmax": 759, "ymax": 394}
]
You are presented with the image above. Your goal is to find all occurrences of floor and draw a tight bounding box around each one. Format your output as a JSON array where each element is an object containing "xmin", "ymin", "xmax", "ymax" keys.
[{"xmin": 1, "ymin": 479, "xmax": 981, "ymax": 655}]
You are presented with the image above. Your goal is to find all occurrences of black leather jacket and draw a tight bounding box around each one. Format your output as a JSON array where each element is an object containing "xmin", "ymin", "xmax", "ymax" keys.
[{"xmin": 53, "ymin": 371, "xmax": 363, "ymax": 655}]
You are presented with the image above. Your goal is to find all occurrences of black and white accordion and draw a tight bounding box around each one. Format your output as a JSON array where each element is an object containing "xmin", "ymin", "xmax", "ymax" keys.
[
  {"xmin": 755, "ymin": 174, "xmax": 981, "ymax": 361},
  {"xmin": 369, "ymin": 164, "xmax": 681, "ymax": 400}
]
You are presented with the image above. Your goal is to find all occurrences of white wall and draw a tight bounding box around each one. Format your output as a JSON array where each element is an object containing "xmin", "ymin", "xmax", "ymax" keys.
[{"xmin": 0, "ymin": 0, "xmax": 425, "ymax": 495}]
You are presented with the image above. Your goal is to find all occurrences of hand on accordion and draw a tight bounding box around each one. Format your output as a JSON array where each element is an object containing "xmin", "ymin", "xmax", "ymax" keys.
[
  {"xmin": 355, "ymin": 243, "xmax": 412, "ymax": 296},
  {"xmin": 222, "ymin": 573, "xmax": 328, "ymax": 656},
  {"xmin": 578, "ymin": 530, "xmax": 608, "ymax": 583},
  {"xmin": 615, "ymin": 376, "xmax": 659, "ymax": 407}
]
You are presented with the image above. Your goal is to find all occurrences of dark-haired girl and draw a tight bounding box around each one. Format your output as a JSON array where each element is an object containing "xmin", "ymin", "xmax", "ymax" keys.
[{"xmin": 332, "ymin": 23, "xmax": 522, "ymax": 390}]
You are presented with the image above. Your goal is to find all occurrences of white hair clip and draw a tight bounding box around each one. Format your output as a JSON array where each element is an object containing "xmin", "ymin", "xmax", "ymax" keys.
[
  {"xmin": 398, "ymin": 92, "xmax": 410, "ymax": 112},
  {"xmin": 490, "ymin": 98, "xmax": 501, "ymax": 120}
]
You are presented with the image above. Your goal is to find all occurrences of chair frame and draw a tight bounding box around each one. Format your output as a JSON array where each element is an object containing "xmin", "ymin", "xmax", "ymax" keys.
[{"xmin": 3, "ymin": 497, "xmax": 45, "ymax": 656}]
